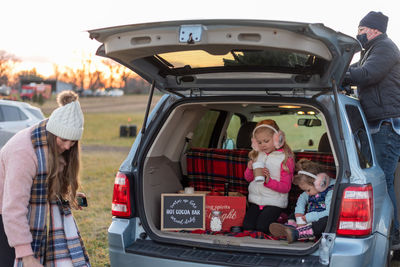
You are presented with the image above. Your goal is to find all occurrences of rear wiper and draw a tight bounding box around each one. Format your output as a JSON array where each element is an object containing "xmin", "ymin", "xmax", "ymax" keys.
[{"xmin": 154, "ymin": 55, "xmax": 174, "ymax": 68}]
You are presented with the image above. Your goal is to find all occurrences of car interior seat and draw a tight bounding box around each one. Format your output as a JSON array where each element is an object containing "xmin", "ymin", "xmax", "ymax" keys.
[
  {"xmin": 318, "ymin": 132, "xmax": 332, "ymax": 153},
  {"xmin": 236, "ymin": 121, "xmax": 257, "ymax": 149}
]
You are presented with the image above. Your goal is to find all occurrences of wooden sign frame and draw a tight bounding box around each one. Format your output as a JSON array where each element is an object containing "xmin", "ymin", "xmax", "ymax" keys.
[{"xmin": 161, "ymin": 193, "xmax": 205, "ymax": 231}]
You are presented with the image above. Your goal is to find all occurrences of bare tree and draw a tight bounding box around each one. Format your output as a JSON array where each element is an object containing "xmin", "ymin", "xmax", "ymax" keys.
[{"xmin": 0, "ymin": 50, "xmax": 20, "ymax": 86}]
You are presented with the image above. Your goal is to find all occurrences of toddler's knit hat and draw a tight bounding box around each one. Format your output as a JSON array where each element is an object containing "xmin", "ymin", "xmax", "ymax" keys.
[
  {"xmin": 46, "ymin": 91, "xmax": 84, "ymax": 140},
  {"xmin": 359, "ymin": 11, "xmax": 388, "ymax": 33}
]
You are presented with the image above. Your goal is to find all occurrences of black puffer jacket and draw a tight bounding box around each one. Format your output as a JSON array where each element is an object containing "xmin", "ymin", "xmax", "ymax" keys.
[{"xmin": 349, "ymin": 33, "xmax": 400, "ymax": 122}]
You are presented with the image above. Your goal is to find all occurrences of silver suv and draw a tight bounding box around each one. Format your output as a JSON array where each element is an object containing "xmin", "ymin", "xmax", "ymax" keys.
[
  {"xmin": 0, "ymin": 100, "xmax": 44, "ymax": 147},
  {"xmin": 90, "ymin": 19, "xmax": 393, "ymax": 266}
]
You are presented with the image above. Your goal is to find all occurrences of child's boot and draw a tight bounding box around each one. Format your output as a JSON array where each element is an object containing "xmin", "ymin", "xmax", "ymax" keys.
[
  {"xmin": 296, "ymin": 224, "xmax": 315, "ymax": 242},
  {"xmin": 269, "ymin": 223, "xmax": 314, "ymax": 243}
]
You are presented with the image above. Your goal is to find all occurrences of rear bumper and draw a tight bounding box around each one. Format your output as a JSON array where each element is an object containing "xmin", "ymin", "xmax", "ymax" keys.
[
  {"xmin": 116, "ymin": 239, "xmax": 323, "ymax": 267},
  {"xmin": 329, "ymin": 233, "xmax": 389, "ymax": 267},
  {"xmin": 108, "ymin": 218, "xmax": 389, "ymax": 267}
]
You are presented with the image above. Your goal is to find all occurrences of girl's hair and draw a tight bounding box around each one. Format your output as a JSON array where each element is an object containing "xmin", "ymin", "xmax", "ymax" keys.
[
  {"xmin": 293, "ymin": 158, "xmax": 326, "ymax": 186},
  {"xmin": 47, "ymin": 91, "xmax": 81, "ymax": 208},
  {"xmin": 249, "ymin": 119, "xmax": 294, "ymax": 172}
]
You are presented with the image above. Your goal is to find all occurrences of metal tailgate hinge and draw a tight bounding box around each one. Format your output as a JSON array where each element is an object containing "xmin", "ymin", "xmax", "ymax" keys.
[
  {"xmin": 292, "ymin": 88, "xmax": 307, "ymax": 96},
  {"xmin": 319, "ymin": 233, "xmax": 336, "ymax": 265},
  {"xmin": 190, "ymin": 88, "xmax": 202, "ymax": 97},
  {"xmin": 179, "ymin": 25, "xmax": 202, "ymax": 44}
]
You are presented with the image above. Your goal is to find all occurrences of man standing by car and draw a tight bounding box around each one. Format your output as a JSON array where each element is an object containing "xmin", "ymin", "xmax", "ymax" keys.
[{"xmin": 347, "ymin": 11, "xmax": 400, "ymax": 246}]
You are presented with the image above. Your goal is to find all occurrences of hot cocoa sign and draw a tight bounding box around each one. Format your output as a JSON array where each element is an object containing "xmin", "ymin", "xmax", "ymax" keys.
[
  {"xmin": 161, "ymin": 193, "xmax": 205, "ymax": 231},
  {"xmin": 205, "ymin": 195, "xmax": 246, "ymax": 231}
]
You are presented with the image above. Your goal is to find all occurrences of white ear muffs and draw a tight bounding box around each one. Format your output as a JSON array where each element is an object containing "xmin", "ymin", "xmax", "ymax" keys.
[
  {"xmin": 314, "ymin": 173, "xmax": 330, "ymax": 192},
  {"xmin": 253, "ymin": 124, "xmax": 285, "ymax": 149},
  {"xmin": 273, "ymin": 130, "xmax": 285, "ymax": 149},
  {"xmin": 298, "ymin": 171, "xmax": 330, "ymax": 192}
]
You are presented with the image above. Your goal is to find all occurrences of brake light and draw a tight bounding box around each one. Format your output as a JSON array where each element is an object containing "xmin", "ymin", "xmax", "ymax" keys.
[
  {"xmin": 112, "ymin": 172, "xmax": 131, "ymax": 217},
  {"xmin": 337, "ymin": 184, "xmax": 373, "ymax": 236}
]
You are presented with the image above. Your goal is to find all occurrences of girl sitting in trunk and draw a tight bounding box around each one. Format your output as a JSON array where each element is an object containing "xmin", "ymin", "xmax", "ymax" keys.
[
  {"xmin": 269, "ymin": 158, "xmax": 335, "ymax": 243},
  {"xmin": 242, "ymin": 119, "xmax": 294, "ymax": 234}
]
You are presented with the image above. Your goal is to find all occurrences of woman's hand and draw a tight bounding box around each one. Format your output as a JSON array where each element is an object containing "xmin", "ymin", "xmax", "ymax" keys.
[
  {"xmin": 76, "ymin": 192, "xmax": 87, "ymax": 210},
  {"xmin": 22, "ymin": 255, "xmax": 43, "ymax": 267}
]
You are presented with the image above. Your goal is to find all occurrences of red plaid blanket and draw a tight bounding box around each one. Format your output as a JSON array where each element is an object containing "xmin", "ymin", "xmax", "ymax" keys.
[
  {"xmin": 186, "ymin": 148, "xmax": 250, "ymax": 195},
  {"xmin": 186, "ymin": 148, "xmax": 336, "ymax": 197}
]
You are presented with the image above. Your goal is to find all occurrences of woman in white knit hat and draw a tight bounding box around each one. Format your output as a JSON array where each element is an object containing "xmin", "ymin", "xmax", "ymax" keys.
[{"xmin": 0, "ymin": 91, "xmax": 91, "ymax": 267}]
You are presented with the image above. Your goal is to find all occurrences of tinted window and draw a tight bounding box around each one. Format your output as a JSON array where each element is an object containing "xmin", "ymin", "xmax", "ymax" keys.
[
  {"xmin": 27, "ymin": 108, "xmax": 44, "ymax": 120},
  {"xmin": 253, "ymin": 113, "xmax": 326, "ymax": 152},
  {"xmin": 345, "ymin": 105, "xmax": 372, "ymax": 169},
  {"xmin": 191, "ymin": 110, "xmax": 220, "ymax": 148},
  {"xmin": 0, "ymin": 105, "xmax": 28, "ymax": 122},
  {"xmin": 224, "ymin": 114, "xmax": 241, "ymax": 149}
]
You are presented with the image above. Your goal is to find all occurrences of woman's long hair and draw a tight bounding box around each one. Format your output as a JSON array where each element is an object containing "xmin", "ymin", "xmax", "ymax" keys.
[
  {"xmin": 47, "ymin": 132, "xmax": 80, "ymax": 208},
  {"xmin": 248, "ymin": 119, "xmax": 294, "ymax": 172}
]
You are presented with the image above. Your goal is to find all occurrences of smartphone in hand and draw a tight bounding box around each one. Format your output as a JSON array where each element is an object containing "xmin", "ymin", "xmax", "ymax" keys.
[{"xmin": 76, "ymin": 195, "xmax": 88, "ymax": 207}]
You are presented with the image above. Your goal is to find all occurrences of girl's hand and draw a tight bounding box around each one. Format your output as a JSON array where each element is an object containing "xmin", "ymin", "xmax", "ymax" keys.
[
  {"xmin": 247, "ymin": 160, "xmax": 253, "ymax": 170},
  {"xmin": 22, "ymin": 255, "xmax": 43, "ymax": 267},
  {"xmin": 295, "ymin": 213, "xmax": 306, "ymax": 226},
  {"xmin": 263, "ymin": 168, "xmax": 270, "ymax": 182}
]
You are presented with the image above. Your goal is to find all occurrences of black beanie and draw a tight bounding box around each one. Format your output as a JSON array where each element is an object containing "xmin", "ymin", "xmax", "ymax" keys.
[{"xmin": 359, "ymin": 11, "xmax": 388, "ymax": 33}]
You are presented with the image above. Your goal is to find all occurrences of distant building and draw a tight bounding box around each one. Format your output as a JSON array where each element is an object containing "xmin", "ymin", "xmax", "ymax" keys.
[{"xmin": 19, "ymin": 77, "xmax": 74, "ymax": 94}]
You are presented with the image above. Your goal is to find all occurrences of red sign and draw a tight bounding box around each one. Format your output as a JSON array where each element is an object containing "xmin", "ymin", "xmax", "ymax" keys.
[{"xmin": 205, "ymin": 195, "xmax": 246, "ymax": 231}]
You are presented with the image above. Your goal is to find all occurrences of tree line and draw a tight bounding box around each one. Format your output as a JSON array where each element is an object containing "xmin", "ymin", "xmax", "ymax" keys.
[{"xmin": 0, "ymin": 50, "xmax": 149, "ymax": 94}]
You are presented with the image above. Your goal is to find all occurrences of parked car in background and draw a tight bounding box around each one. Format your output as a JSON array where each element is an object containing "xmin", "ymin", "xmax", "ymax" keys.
[
  {"xmin": 81, "ymin": 89, "xmax": 94, "ymax": 97},
  {"xmin": 90, "ymin": 19, "xmax": 394, "ymax": 266},
  {"xmin": 108, "ymin": 89, "xmax": 124, "ymax": 97},
  {"xmin": 0, "ymin": 100, "xmax": 44, "ymax": 147}
]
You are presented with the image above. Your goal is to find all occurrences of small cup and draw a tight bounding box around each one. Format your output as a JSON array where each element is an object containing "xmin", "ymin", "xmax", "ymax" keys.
[
  {"xmin": 184, "ymin": 187, "xmax": 194, "ymax": 194},
  {"xmin": 296, "ymin": 216, "xmax": 306, "ymax": 225},
  {"xmin": 252, "ymin": 162, "xmax": 265, "ymax": 182}
]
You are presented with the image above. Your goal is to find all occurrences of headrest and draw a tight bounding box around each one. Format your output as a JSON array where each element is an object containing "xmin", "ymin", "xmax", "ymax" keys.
[{"xmin": 236, "ymin": 121, "xmax": 257, "ymax": 149}]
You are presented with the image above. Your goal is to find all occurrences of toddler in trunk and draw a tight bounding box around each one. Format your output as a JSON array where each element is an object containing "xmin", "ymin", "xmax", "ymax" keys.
[{"xmin": 269, "ymin": 158, "xmax": 335, "ymax": 243}]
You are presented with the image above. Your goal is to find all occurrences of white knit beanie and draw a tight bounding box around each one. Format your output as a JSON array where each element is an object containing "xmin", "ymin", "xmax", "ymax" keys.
[{"xmin": 46, "ymin": 100, "xmax": 84, "ymax": 140}]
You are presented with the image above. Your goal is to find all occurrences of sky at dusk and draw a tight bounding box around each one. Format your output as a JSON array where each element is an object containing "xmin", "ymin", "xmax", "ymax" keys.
[{"xmin": 1, "ymin": 0, "xmax": 399, "ymax": 77}]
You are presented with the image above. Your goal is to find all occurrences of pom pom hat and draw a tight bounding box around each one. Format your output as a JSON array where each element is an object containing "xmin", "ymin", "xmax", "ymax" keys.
[
  {"xmin": 359, "ymin": 11, "xmax": 388, "ymax": 33},
  {"xmin": 46, "ymin": 91, "xmax": 84, "ymax": 140}
]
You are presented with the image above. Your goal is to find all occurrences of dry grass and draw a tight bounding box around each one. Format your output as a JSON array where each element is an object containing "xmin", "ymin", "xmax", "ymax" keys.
[{"xmin": 73, "ymin": 150, "xmax": 128, "ymax": 267}]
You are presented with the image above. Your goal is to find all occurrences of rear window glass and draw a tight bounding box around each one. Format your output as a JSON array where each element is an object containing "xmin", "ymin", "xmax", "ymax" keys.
[
  {"xmin": 0, "ymin": 105, "xmax": 28, "ymax": 122},
  {"xmin": 191, "ymin": 110, "xmax": 220, "ymax": 148},
  {"xmin": 345, "ymin": 105, "xmax": 372, "ymax": 168},
  {"xmin": 27, "ymin": 108, "xmax": 44, "ymax": 120},
  {"xmin": 156, "ymin": 49, "xmax": 326, "ymax": 75},
  {"xmin": 253, "ymin": 114, "xmax": 326, "ymax": 152}
]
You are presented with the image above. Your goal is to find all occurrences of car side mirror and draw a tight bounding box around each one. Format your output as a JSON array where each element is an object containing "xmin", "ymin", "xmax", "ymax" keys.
[{"xmin": 298, "ymin": 118, "xmax": 321, "ymax": 127}]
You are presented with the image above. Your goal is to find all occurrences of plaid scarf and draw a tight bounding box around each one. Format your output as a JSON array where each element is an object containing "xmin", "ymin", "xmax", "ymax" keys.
[{"xmin": 15, "ymin": 120, "xmax": 90, "ymax": 266}]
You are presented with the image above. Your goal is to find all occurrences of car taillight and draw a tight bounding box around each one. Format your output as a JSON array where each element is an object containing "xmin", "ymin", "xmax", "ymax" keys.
[
  {"xmin": 112, "ymin": 172, "xmax": 131, "ymax": 217},
  {"xmin": 337, "ymin": 184, "xmax": 373, "ymax": 236}
]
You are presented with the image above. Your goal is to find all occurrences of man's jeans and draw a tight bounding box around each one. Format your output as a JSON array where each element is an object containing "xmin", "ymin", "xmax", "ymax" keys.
[{"xmin": 372, "ymin": 124, "xmax": 400, "ymax": 230}]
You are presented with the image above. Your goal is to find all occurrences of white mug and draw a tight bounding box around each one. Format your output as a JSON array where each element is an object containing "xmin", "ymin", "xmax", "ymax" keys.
[{"xmin": 252, "ymin": 162, "xmax": 265, "ymax": 182}]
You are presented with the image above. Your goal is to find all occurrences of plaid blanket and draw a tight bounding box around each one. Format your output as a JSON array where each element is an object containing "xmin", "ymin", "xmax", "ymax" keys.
[
  {"xmin": 15, "ymin": 120, "xmax": 90, "ymax": 267},
  {"xmin": 186, "ymin": 148, "xmax": 250, "ymax": 195},
  {"xmin": 186, "ymin": 148, "xmax": 336, "ymax": 215}
]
